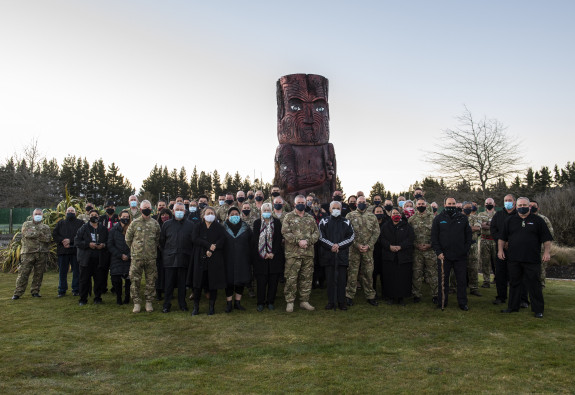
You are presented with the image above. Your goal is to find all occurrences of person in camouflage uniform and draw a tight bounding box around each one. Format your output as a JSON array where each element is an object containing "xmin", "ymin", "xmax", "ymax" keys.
[
  {"xmin": 477, "ymin": 198, "xmax": 497, "ymax": 287},
  {"xmin": 463, "ymin": 201, "xmax": 482, "ymax": 296},
  {"xmin": 408, "ymin": 199, "xmax": 438, "ymax": 304},
  {"xmin": 251, "ymin": 190, "xmax": 265, "ymax": 217},
  {"xmin": 281, "ymin": 195, "xmax": 320, "ymax": 312},
  {"xmin": 216, "ymin": 192, "xmax": 236, "ymax": 223},
  {"xmin": 127, "ymin": 195, "xmax": 142, "ymax": 220},
  {"xmin": 272, "ymin": 196, "xmax": 287, "ymax": 224},
  {"xmin": 125, "ymin": 200, "xmax": 161, "ymax": 313},
  {"xmin": 12, "ymin": 209, "xmax": 52, "ymax": 299},
  {"xmin": 266, "ymin": 185, "xmax": 292, "ymax": 212},
  {"xmin": 240, "ymin": 202, "xmax": 257, "ymax": 230},
  {"xmin": 530, "ymin": 200, "xmax": 554, "ymax": 287},
  {"xmin": 345, "ymin": 196, "xmax": 380, "ymax": 306}
]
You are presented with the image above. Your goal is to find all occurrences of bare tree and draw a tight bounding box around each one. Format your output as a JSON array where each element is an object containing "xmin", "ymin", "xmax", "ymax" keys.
[{"xmin": 425, "ymin": 107, "xmax": 523, "ymax": 193}]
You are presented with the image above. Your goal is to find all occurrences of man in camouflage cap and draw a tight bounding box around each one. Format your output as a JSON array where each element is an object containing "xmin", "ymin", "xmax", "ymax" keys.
[
  {"xmin": 12, "ymin": 209, "xmax": 52, "ymax": 299},
  {"xmin": 345, "ymin": 196, "xmax": 380, "ymax": 307},
  {"xmin": 125, "ymin": 200, "xmax": 161, "ymax": 313},
  {"xmin": 281, "ymin": 195, "xmax": 320, "ymax": 312},
  {"xmin": 408, "ymin": 198, "xmax": 438, "ymax": 304}
]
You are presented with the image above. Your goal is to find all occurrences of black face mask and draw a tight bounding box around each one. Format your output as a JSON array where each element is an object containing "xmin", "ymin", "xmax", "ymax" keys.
[
  {"xmin": 271, "ymin": 192, "xmax": 280, "ymax": 198},
  {"xmin": 432, "ymin": 207, "xmax": 438, "ymax": 213},
  {"xmin": 463, "ymin": 208, "xmax": 472, "ymax": 215},
  {"xmin": 120, "ymin": 218, "xmax": 130, "ymax": 225},
  {"xmin": 106, "ymin": 208, "xmax": 115, "ymax": 215},
  {"xmin": 169, "ymin": 204, "xmax": 174, "ymax": 210},
  {"xmin": 85, "ymin": 206, "xmax": 93, "ymax": 212},
  {"xmin": 416, "ymin": 206, "xmax": 426, "ymax": 213},
  {"xmin": 66, "ymin": 213, "xmax": 76, "ymax": 220},
  {"xmin": 517, "ymin": 207, "xmax": 530, "ymax": 215},
  {"xmin": 485, "ymin": 204, "xmax": 494, "ymax": 211},
  {"xmin": 375, "ymin": 213, "xmax": 385, "ymax": 220},
  {"xmin": 444, "ymin": 206, "xmax": 457, "ymax": 216},
  {"xmin": 242, "ymin": 209, "xmax": 251, "ymax": 216},
  {"xmin": 237, "ymin": 197, "xmax": 245, "ymax": 203},
  {"xmin": 414, "ymin": 194, "xmax": 423, "ymax": 200},
  {"xmin": 274, "ymin": 203, "xmax": 283, "ymax": 211},
  {"xmin": 456, "ymin": 207, "xmax": 463, "ymax": 213},
  {"xmin": 255, "ymin": 196, "xmax": 263, "ymax": 202},
  {"xmin": 89, "ymin": 216, "xmax": 99, "ymax": 223},
  {"xmin": 384, "ymin": 204, "xmax": 393, "ymax": 212},
  {"xmin": 333, "ymin": 195, "xmax": 342, "ymax": 202},
  {"xmin": 357, "ymin": 203, "xmax": 367, "ymax": 211},
  {"xmin": 225, "ymin": 199, "xmax": 234, "ymax": 205},
  {"xmin": 349, "ymin": 203, "xmax": 357, "ymax": 209},
  {"xmin": 141, "ymin": 208, "xmax": 152, "ymax": 216},
  {"xmin": 184, "ymin": 204, "xmax": 190, "ymax": 211},
  {"xmin": 374, "ymin": 201, "xmax": 381, "ymax": 206},
  {"xmin": 295, "ymin": 203, "xmax": 306, "ymax": 212},
  {"xmin": 199, "ymin": 203, "xmax": 207, "ymax": 209},
  {"xmin": 471, "ymin": 206, "xmax": 478, "ymax": 212},
  {"xmin": 530, "ymin": 206, "xmax": 538, "ymax": 214},
  {"xmin": 247, "ymin": 195, "xmax": 254, "ymax": 200}
]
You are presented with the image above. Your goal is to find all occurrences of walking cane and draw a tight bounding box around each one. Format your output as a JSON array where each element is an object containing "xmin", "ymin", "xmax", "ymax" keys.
[{"xmin": 440, "ymin": 256, "xmax": 445, "ymax": 311}]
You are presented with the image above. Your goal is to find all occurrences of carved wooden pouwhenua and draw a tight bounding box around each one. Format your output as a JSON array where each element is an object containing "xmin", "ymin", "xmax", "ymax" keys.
[{"xmin": 274, "ymin": 74, "xmax": 336, "ymax": 204}]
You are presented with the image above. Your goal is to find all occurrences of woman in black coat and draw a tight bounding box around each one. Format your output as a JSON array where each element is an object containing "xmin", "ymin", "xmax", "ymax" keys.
[
  {"xmin": 190, "ymin": 206, "xmax": 226, "ymax": 316},
  {"xmin": 223, "ymin": 207, "xmax": 253, "ymax": 313},
  {"xmin": 74, "ymin": 209, "xmax": 109, "ymax": 305},
  {"xmin": 372, "ymin": 206, "xmax": 386, "ymax": 300},
  {"xmin": 252, "ymin": 203, "xmax": 284, "ymax": 312},
  {"xmin": 154, "ymin": 208, "xmax": 173, "ymax": 300},
  {"xmin": 380, "ymin": 208, "xmax": 415, "ymax": 305},
  {"xmin": 107, "ymin": 210, "xmax": 132, "ymax": 305}
]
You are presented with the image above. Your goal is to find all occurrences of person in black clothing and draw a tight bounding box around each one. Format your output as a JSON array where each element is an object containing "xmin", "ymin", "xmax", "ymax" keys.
[
  {"xmin": 154, "ymin": 208, "xmax": 173, "ymax": 300},
  {"xmin": 253, "ymin": 203, "xmax": 284, "ymax": 312},
  {"xmin": 318, "ymin": 201, "xmax": 355, "ymax": 310},
  {"xmin": 159, "ymin": 203, "xmax": 194, "ymax": 313},
  {"xmin": 311, "ymin": 198, "xmax": 328, "ymax": 289},
  {"xmin": 499, "ymin": 197, "xmax": 552, "ymax": 318},
  {"xmin": 321, "ymin": 190, "xmax": 350, "ymax": 218},
  {"xmin": 75, "ymin": 209, "xmax": 108, "ymax": 305},
  {"xmin": 380, "ymin": 208, "xmax": 415, "ymax": 305},
  {"xmin": 190, "ymin": 206, "xmax": 226, "ymax": 316},
  {"xmin": 222, "ymin": 207, "xmax": 253, "ymax": 312},
  {"xmin": 98, "ymin": 199, "xmax": 118, "ymax": 296},
  {"xmin": 187, "ymin": 200, "xmax": 201, "ymax": 224},
  {"xmin": 372, "ymin": 206, "xmax": 386, "ymax": 299},
  {"xmin": 107, "ymin": 210, "xmax": 132, "ymax": 305},
  {"xmin": 52, "ymin": 206, "xmax": 84, "ymax": 297},
  {"xmin": 431, "ymin": 197, "xmax": 472, "ymax": 311}
]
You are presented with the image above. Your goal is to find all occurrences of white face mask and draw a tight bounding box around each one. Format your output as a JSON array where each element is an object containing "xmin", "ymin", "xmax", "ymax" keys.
[
  {"xmin": 218, "ymin": 200, "xmax": 225, "ymax": 206},
  {"xmin": 205, "ymin": 214, "xmax": 216, "ymax": 223},
  {"xmin": 331, "ymin": 209, "xmax": 341, "ymax": 217},
  {"xmin": 33, "ymin": 215, "xmax": 43, "ymax": 222}
]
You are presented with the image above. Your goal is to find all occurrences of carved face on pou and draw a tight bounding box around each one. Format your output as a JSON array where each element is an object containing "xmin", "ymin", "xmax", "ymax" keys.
[{"xmin": 277, "ymin": 74, "xmax": 329, "ymax": 145}]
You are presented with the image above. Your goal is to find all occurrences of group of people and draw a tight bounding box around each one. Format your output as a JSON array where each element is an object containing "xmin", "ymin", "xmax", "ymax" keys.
[{"xmin": 11, "ymin": 186, "xmax": 553, "ymax": 319}]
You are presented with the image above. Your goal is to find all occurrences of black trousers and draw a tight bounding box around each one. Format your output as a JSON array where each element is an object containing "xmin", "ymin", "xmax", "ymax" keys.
[
  {"xmin": 79, "ymin": 255, "xmax": 103, "ymax": 303},
  {"xmin": 193, "ymin": 270, "xmax": 217, "ymax": 302},
  {"xmin": 225, "ymin": 285, "xmax": 244, "ymax": 298},
  {"xmin": 508, "ymin": 261, "xmax": 544, "ymax": 313},
  {"xmin": 255, "ymin": 273, "xmax": 279, "ymax": 305},
  {"xmin": 325, "ymin": 265, "xmax": 348, "ymax": 305},
  {"xmin": 495, "ymin": 256, "xmax": 529, "ymax": 304},
  {"xmin": 164, "ymin": 267, "xmax": 188, "ymax": 309},
  {"xmin": 111, "ymin": 274, "xmax": 131, "ymax": 300},
  {"xmin": 372, "ymin": 261, "xmax": 383, "ymax": 297},
  {"xmin": 438, "ymin": 258, "xmax": 467, "ymax": 307},
  {"xmin": 95, "ymin": 252, "xmax": 110, "ymax": 296}
]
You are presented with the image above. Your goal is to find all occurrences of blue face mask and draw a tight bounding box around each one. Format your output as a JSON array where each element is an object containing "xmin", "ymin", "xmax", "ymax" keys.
[
  {"xmin": 33, "ymin": 215, "xmax": 43, "ymax": 222},
  {"xmin": 190, "ymin": 206, "xmax": 197, "ymax": 212},
  {"xmin": 398, "ymin": 201, "xmax": 405, "ymax": 208},
  {"xmin": 174, "ymin": 211, "xmax": 185, "ymax": 220},
  {"xmin": 262, "ymin": 212, "xmax": 272, "ymax": 219},
  {"xmin": 130, "ymin": 201, "xmax": 138, "ymax": 208},
  {"xmin": 229, "ymin": 215, "xmax": 240, "ymax": 224},
  {"xmin": 504, "ymin": 201, "xmax": 514, "ymax": 210}
]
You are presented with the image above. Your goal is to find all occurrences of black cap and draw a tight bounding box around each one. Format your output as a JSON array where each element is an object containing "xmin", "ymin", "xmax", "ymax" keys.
[{"xmin": 105, "ymin": 200, "xmax": 116, "ymax": 207}]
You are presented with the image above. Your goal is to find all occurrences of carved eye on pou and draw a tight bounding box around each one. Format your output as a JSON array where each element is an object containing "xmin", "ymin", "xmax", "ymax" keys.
[{"xmin": 289, "ymin": 104, "xmax": 325, "ymax": 112}]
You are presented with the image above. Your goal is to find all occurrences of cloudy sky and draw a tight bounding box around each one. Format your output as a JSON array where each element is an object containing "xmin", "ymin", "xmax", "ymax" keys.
[{"xmin": 1, "ymin": 1, "xmax": 573, "ymax": 197}]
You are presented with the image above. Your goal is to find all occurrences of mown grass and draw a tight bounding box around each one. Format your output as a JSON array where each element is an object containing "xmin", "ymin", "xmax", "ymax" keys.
[{"xmin": 1, "ymin": 272, "xmax": 574, "ymax": 394}]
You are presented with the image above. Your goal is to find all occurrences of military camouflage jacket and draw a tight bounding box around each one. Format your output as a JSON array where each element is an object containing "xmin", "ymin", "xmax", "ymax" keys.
[
  {"xmin": 537, "ymin": 214, "xmax": 554, "ymax": 237},
  {"xmin": 216, "ymin": 204, "xmax": 233, "ymax": 223},
  {"xmin": 476, "ymin": 210, "xmax": 496, "ymax": 237},
  {"xmin": 346, "ymin": 209, "xmax": 380, "ymax": 250},
  {"xmin": 128, "ymin": 208, "xmax": 142, "ymax": 220},
  {"xmin": 281, "ymin": 211, "xmax": 320, "ymax": 258},
  {"xmin": 467, "ymin": 213, "xmax": 481, "ymax": 240},
  {"xmin": 20, "ymin": 221, "xmax": 52, "ymax": 254},
  {"xmin": 125, "ymin": 216, "xmax": 161, "ymax": 260},
  {"xmin": 408, "ymin": 210, "xmax": 434, "ymax": 246}
]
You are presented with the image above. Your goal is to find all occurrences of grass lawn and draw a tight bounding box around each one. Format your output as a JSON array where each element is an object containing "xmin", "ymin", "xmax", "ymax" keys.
[{"xmin": 1, "ymin": 272, "xmax": 574, "ymax": 394}]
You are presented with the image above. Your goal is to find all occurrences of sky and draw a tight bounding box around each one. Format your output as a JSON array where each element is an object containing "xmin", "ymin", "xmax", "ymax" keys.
[{"xmin": 1, "ymin": 1, "xmax": 574, "ymax": 198}]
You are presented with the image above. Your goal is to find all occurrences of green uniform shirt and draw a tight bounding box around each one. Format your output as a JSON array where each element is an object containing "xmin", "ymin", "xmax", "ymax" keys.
[
  {"xmin": 20, "ymin": 221, "xmax": 52, "ymax": 254},
  {"xmin": 125, "ymin": 216, "xmax": 161, "ymax": 260},
  {"xmin": 281, "ymin": 211, "xmax": 319, "ymax": 258}
]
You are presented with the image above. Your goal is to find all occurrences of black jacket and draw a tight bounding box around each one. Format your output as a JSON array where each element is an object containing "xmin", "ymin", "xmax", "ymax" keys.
[
  {"xmin": 490, "ymin": 208, "xmax": 517, "ymax": 242},
  {"xmin": 107, "ymin": 223, "xmax": 131, "ymax": 276},
  {"xmin": 74, "ymin": 222, "xmax": 109, "ymax": 267},
  {"xmin": 160, "ymin": 218, "xmax": 195, "ymax": 269},
  {"xmin": 379, "ymin": 220, "xmax": 415, "ymax": 264},
  {"xmin": 252, "ymin": 217, "xmax": 284, "ymax": 276},
  {"xmin": 431, "ymin": 211, "xmax": 472, "ymax": 260},
  {"xmin": 223, "ymin": 221, "xmax": 253, "ymax": 286},
  {"xmin": 52, "ymin": 216, "xmax": 84, "ymax": 255},
  {"xmin": 99, "ymin": 213, "xmax": 119, "ymax": 231},
  {"xmin": 189, "ymin": 221, "xmax": 226, "ymax": 289},
  {"xmin": 318, "ymin": 215, "xmax": 355, "ymax": 267}
]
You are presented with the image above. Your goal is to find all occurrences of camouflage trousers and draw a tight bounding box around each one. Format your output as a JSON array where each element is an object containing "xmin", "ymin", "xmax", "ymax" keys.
[
  {"xmin": 412, "ymin": 249, "xmax": 438, "ymax": 298},
  {"xmin": 480, "ymin": 239, "xmax": 496, "ymax": 284},
  {"xmin": 467, "ymin": 243, "xmax": 479, "ymax": 291},
  {"xmin": 346, "ymin": 249, "xmax": 376, "ymax": 300},
  {"xmin": 14, "ymin": 253, "xmax": 47, "ymax": 296},
  {"xmin": 129, "ymin": 259, "xmax": 157, "ymax": 304},
  {"xmin": 284, "ymin": 256, "xmax": 314, "ymax": 303}
]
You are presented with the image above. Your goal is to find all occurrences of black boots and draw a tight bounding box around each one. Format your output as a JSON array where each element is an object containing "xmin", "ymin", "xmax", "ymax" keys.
[
  {"xmin": 191, "ymin": 301, "xmax": 200, "ymax": 316},
  {"xmin": 225, "ymin": 301, "xmax": 233, "ymax": 313},
  {"xmin": 234, "ymin": 300, "xmax": 246, "ymax": 311},
  {"xmin": 208, "ymin": 300, "xmax": 215, "ymax": 316}
]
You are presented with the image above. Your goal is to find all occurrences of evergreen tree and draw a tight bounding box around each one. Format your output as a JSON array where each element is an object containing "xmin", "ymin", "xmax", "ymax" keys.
[
  {"xmin": 198, "ymin": 171, "xmax": 213, "ymax": 197},
  {"xmin": 368, "ymin": 182, "xmax": 386, "ymax": 203},
  {"xmin": 212, "ymin": 169, "xmax": 222, "ymax": 198},
  {"xmin": 190, "ymin": 166, "xmax": 199, "ymax": 197}
]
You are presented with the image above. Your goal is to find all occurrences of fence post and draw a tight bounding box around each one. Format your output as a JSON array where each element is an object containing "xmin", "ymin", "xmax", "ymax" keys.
[{"xmin": 9, "ymin": 208, "xmax": 13, "ymax": 234}]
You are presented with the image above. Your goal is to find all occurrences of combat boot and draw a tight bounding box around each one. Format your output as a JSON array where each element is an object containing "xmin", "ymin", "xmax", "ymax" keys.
[
  {"xmin": 145, "ymin": 301, "xmax": 154, "ymax": 312},
  {"xmin": 225, "ymin": 300, "xmax": 233, "ymax": 313},
  {"xmin": 191, "ymin": 301, "xmax": 200, "ymax": 316},
  {"xmin": 133, "ymin": 303, "xmax": 141, "ymax": 313},
  {"xmin": 234, "ymin": 300, "xmax": 246, "ymax": 311},
  {"xmin": 286, "ymin": 302, "xmax": 294, "ymax": 313},
  {"xmin": 300, "ymin": 301, "xmax": 315, "ymax": 311},
  {"xmin": 208, "ymin": 300, "xmax": 215, "ymax": 316}
]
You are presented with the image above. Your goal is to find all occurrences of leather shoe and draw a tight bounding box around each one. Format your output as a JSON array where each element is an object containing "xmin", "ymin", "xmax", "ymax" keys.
[
  {"xmin": 492, "ymin": 298, "xmax": 505, "ymax": 305},
  {"xmin": 501, "ymin": 308, "xmax": 519, "ymax": 313},
  {"xmin": 367, "ymin": 298, "xmax": 378, "ymax": 306},
  {"xmin": 257, "ymin": 305, "xmax": 264, "ymax": 312},
  {"xmin": 459, "ymin": 304, "xmax": 469, "ymax": 311},
  {"xmin": 534, "ymin": 312, "xmax": 543, "ymax": 319},
  {"xmin": 72, "ymin": 291, "xmax": 80, "ymax": 296},
  {"xmin": 12, "ymin": 295, "xmax": 20, "ymax": 300},
  {"xmin": 470, "ymin": 289, "xmax": 482, "ymax": 297},
  {"xmin": 32, "ymin": 293, "xmax": 41, "ymax": 298},
  {"xmin": 78, "ymin": 301, "xmax": 86, "ymax": 306},
  {"xmin": 57, "ymin": 293, "xmax": 65, "ymax": 298},
  {"xmin": 162, "ymin": 307, "xmax": 170, "ymax": 313},
  {"xmin": 481, "ymin": 283, "xmax": 490, "ymax": 288},
  {"xmin": 268, "ymin": 304, "xmax": 275, "ymax": 310},
  {"xmin": 346, "ymin": 297, "xmax": 354, "ymax": 307},
  {"xmin": 520, "ymin": 302, "xmax": 529, "ymax": 309},
  {"xmin": 338, "ymin": 303, "xmax": 348, "ymax": 311},
  {"xmin": 325, "ymin": 303, "xmax": 335, "ymax": 310}
]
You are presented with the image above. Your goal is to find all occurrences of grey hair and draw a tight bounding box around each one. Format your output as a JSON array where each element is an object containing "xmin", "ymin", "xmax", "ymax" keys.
[
  {"xmin": 33, "ymin": 208, "xmax": 43, "ymax": 214},
  {"xmin": 174, "ymin": 202, "xmax": 185, "ymax": 209},
  {"xmin": 329, "ymin": 201, "xmax": 342, "ymax": 209},
  {"xmin": 294, "ymin": 194, "xmax": 306, "ymax": 203},
  {"xmin": 261, "ymin": 202, "xmax": 272, "ymax": 212},
  {"xmin": 140, "ymin": 200, "xmax": 152, "ymax": 209},
  {"xmin": 517, "ymin": 196, "xmax": 530, "ymax": 204},
  {"xmin": 462, "ymin": 201, "xmax": 473, "ymax": 207}
]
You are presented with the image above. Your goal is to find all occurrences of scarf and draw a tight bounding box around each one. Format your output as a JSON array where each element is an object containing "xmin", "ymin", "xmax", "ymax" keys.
[{"xmin": 258, "ymin": 219, "xmax": 274, "ymax": 259}]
